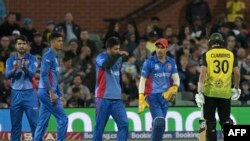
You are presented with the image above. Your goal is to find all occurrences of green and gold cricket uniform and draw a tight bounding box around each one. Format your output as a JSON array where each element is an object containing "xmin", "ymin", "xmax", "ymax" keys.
[{"xmin": 201, "ymin": 47, "xmax": 237, "ymax": 99}]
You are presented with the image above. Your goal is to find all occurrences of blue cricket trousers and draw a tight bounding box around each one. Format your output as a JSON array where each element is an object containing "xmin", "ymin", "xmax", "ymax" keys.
[
  {"xmin": 34, "ymin": 88, "xmax": 68, "ymax": 141},
  {"xmin": 147, "ymin": 93, "xmax": 169, "ymax": 119},
  {"xmin": 93, "ymin": 98, "xmax": 129, "ymax": 141},
  {"xmin": 10, "ymin": 89, "xmax": 39, "ymax": 141}
]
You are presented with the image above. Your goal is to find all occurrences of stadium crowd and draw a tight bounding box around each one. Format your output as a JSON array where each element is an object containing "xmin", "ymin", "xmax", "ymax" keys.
[{"xmin": 0, "ymin": 0, "xmax": 250, "ymax": 108}]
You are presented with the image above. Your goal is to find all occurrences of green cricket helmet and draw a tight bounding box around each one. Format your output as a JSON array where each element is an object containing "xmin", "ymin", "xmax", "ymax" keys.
[{"xmin": 208, "ymin": 33, "xmax": 224, "ymax": 47}]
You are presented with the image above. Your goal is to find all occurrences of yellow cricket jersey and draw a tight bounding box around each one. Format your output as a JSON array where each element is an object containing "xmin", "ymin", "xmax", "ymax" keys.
[
  {"xmin": 201, "ymin": 47, "xmax": 237, "ymax": 99},
  {"xmin": 226, "ymin": 0, "xmax": 246, "ymax": 22},
  {"xmin": 146, "ymin": 41, "xmax": 156, "ymax": 53}
]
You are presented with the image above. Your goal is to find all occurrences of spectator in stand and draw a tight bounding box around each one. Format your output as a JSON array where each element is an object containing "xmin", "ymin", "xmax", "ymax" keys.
[
  {"xmin": 226, "ymin": 0, "xmax": 246, "ymax": 23},
  {"xmin": 146, "ymin": 30, "xmax": 159, "ymax": 54},
  {"xmin": 186, "ymin": 61, "xmax": 199, "ymax": 99},
  {"xmin": 245, "ymin": 38, "xmax": 250, "ymax": 49},
  {"xmin": 239, "ymin": 81, "xmax": 250, "ymax": 105},
  {"xmin": 82, "ymin": 56, "xmax": 96, "ymax": 94},
  {"xmin": 133, "ymin": 38, "xmax": 151, "ymax": 72},
  {"xmin": 56, "ymin": 12, "xmax": 81, "ymax": 42},
  {"xmin": 30, "ymin": 32, "xmax": 48, "ymax": 56},
  {"xmin": 59, "ymin": 56, "xmax": 78, "ymax": 93},
  {"xmin": 42, "ymin": 20, "xmax": 56, "ymax": 43},
  {"xmin": 65, "ymin": 39, "xmax": 80, "ymax": 60},
  {"xmin": 0, "ymin": 12, "xmax": 20, "ymax": 38},
  {"xmin": 129, "ymin": 76, "xmax": 141, "ymax": 106},
  {"xmin": 121, "ymin": 72, "xmax": 138, "ymax": 106},
  {"xmin": 79, "ymin": 29, "xmax": 99, "ymax": 57},
  {"xmin": 219, "ymin": 23, "xmax": 234, "ymax": 39},
  {"xmin": 176, "ymin": 39, "xmax": 192, "ymax": 65},
  {"xmin": 178, "ymin": 25, "xmax": 193, "ymax": 44},
  {"xmin": 103, "ymin": 21, "xmax": 121, "ymax": 44},
  {"xmin": 190, "ymin": 16, "xmax": 207, "ymax": 41},
  {"xmin": 186, "ymin": 0, "xmax": 211, "ymax": 26},
  {"xmin": 189, "ymin": 45, "xmax": 202, "ymax": 68},
  {"xmin": 150, "ymin": 16, "xmax": 163, "ymax": 37},
  {"xmin": 74, "ymin": 46, "xmax": 93, "ymax": 77},
  {"xmin": 211, "ymin": 14, "xmax": 228, "ymax": 34},
  {"xmin": 9, "ymin": 30, "xmax": 20, "ymax": 48},
  {"xmin": 122, "ymin": 32, "xmax": 137, "ymax": 55},
  {"xmin": 0, "ymin": 36, "xmax": 13, "ymax": 63},
  {"xmin": 66, "ymin": 74, "xmax": 93, "ymax": 107},
  {"xmin": 163, "ymin": 25, "xmax": 174, "ymax": 40},
  {"xmin": 240, "ymin": 54, "xmax": 250, "ymax": 83},
  {"xmin": 198, "ymin": 36, "xmax": 209, "ymax": 54},
  {"xmin": 0, "ymin": 0, "xmax": 6, "ymax": 24},
  {"xmin": 20, "ymin": 18, "xmax": 37, "ymax": 42},
  {"xmin": 236, "ymin": 48, "xmax": 246, "ymax": 69},
  {"xmin": 167, "ymin": 34, "xmax": 181, "ymax": 59},
  {"xmin": 122, "ymin": 21, "xmax": 140, "ymax": 44},
  {"xmin": 232, "ymin": 16, "xmax": 249, "ymax": 47},
  {"xmin": 141, "ymin": 25, "xmax": 153, "ymax": 41},
  {"xmin": 226, "ymin": 34, "xmax": 238, "ymax": 55},
  {"xmin": 177, "ymin": 55, "xmax": 189, "ymax": 92},
  {"xmin": 66, "ymin": 86, "xmax": 85, "ymax": 108},
  {"xmin": 121, "ymin": 55, "xmax": 138, "ymax": 80}
]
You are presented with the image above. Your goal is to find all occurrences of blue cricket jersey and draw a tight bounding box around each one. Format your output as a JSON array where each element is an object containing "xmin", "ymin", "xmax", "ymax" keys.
[
  {"xmin": 38, "ymin": 48, "xmax": 61, "ymax": 96},
  {"xmin": 141, "ymin": 55, "xmax": 178, "ymax": 95},
  {"xmin": 95, "ymin": 52, "xmax": 123, "ymax": 99},
  {"xmin": 5, "ymin": 53, "xmax": 38, "ymax": 90}
]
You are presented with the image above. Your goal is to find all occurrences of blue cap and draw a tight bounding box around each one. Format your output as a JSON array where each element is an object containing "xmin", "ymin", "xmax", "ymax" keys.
[{"xmin": 23, "ymin": 18, "xmax": 33, "ymax": 25}]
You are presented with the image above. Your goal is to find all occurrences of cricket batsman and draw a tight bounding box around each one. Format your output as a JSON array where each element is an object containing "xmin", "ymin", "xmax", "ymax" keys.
[
  {"xmin": 138, "ymin": 38, "xmax": 180, "ymax": 141},
  {"xmin": 195, "ymin": 32, "xmax": 241, "ymax": 141},
  {"xmin": 5, "ymin": 35, "xmax": 39, "ymax": 141},
  {"xmin": 34, "ymin": 32, "xmax": 68, "ymax": 141}
]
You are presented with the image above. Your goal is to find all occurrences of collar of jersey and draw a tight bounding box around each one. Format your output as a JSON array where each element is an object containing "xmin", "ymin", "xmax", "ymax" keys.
[
  {"xmin": 48, "ymin": 48, "xmax": 58, "ymax": 57},
  {"xmin": 153, "ymin": 55, "xmax": 170, "ymax": 64},
  {"xmin": 14, "ymin": 53, "xmax": 30, "ymax": 60}
]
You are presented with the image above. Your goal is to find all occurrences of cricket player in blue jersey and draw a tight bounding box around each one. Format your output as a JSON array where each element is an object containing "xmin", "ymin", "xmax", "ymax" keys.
[
  {"xmin": 138, "ymin": 38, "xmax": 180, "ymax": 141},
  {"xmin": 5, "ymin": 35, "xmax": 39, "ymax": 141},
  {"xmin": 34, "ymin": 32, "xmax": 68, "ymax": 141},
  {"xmin": 93, "ymin": 37, "xmax": 129, "ymax": 141}
]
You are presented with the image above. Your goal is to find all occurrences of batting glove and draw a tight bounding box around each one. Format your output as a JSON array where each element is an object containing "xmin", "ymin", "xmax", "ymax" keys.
[
  {"xmin": 195, "ymin": 92, "xmax": 204, "ymax": 108},
  {"xmin": 162, "ymin": 85, "xmax": 178, "ymax": 102},
  {"xmin": 231, "ymin": 88, "xmax": 241, "ymax": 100},
  {"xmin": 138, "ymin": 93, "xmax": 149, "ymax": 113}
]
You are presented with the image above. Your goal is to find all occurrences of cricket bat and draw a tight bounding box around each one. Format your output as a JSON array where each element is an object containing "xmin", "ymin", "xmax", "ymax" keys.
[{"xmin": 199, "ymin": 106, "xmax": 206, "ymax": 141}]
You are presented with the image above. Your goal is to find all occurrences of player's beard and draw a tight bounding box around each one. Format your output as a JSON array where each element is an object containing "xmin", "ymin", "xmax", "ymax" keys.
[
  {"xmin": 157, "ymin": 51, "xmax": 164, "ymax": 59},
  {"xmin": 18, "ymin": 47, "xmax": 26, "ymax": 55}
]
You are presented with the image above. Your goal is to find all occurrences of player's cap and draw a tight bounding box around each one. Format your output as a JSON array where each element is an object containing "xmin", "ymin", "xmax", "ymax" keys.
[{"xmin": 155, "ymin": 38, "xmax": 169, "ymax": 48}]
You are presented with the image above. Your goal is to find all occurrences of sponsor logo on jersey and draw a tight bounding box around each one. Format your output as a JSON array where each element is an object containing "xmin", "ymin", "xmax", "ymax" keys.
[{"xmin": 154, "ymin": 64, "xmax": 160, "ymax": 70}]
